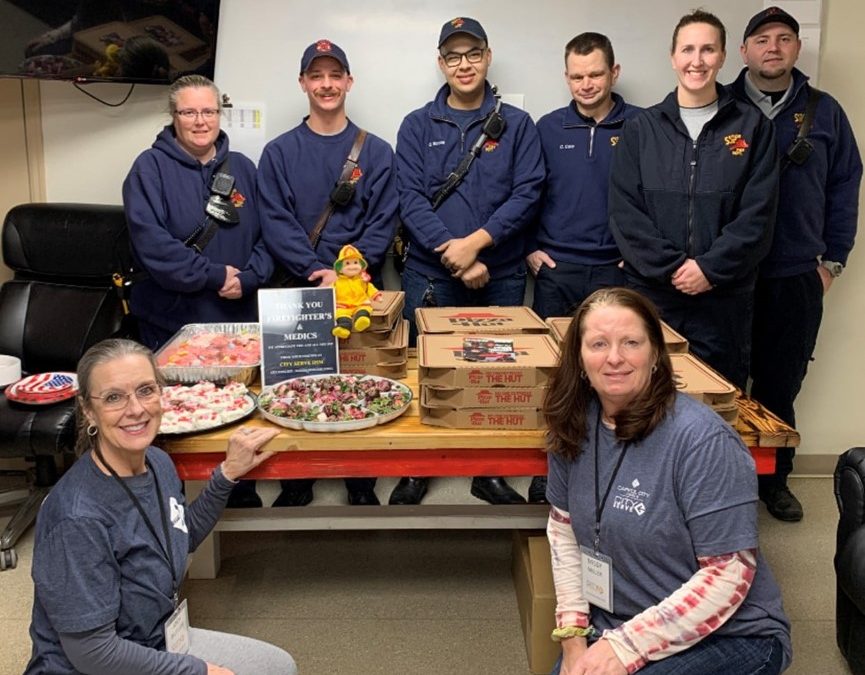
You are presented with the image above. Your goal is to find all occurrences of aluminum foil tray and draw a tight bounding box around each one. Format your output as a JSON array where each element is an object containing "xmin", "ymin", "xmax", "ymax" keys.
[{"xmin": 155, "ymin": 323, "xmax": 261, "ymax": 385}]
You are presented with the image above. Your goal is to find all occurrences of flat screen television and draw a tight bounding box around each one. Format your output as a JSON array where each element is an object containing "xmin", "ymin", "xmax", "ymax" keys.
[{"xmin": 0, "ymin": 1, "xmax": 221, "ymax": 84}]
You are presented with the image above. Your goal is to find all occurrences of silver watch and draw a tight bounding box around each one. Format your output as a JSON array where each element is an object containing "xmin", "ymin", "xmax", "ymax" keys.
[{"xmin": 821, "ymin": 260, "xmax": 844, "ymax": 278}]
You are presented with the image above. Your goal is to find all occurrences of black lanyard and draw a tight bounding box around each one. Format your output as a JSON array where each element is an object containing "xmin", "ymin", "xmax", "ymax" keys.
[
  {"xmin": 593, "ymin": 406, "xmax": 629, "ymax": 553},
  {"xmin": 94, "ymin": 448, "xmax": 179, "ymax": 607}
]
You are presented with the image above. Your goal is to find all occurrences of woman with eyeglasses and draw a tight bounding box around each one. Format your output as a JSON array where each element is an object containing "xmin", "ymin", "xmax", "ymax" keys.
[
  {"xmin": 123, "ymin": 74, "xmax": 273, "ymax": 351},
  {"xmin": 25, "ymin": 339, "xmax": 297, "ymax": 675}
]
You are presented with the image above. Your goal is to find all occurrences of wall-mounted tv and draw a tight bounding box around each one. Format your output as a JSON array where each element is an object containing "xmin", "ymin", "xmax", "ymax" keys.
[{"xmin": 0, "ymin": 1, "xmax": 221, "ymax": 84}]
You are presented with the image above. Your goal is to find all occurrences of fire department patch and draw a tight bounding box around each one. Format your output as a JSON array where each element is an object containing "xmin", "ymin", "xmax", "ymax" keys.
[
  {"xmin": 230, "ymin": 190, "xmax": 245, "ymax": 208},
  {"xmin": 483, "ymin": 140, "xmax": 499, "ymax": 152},
  {"xmin": 451, "ymin": 18, "xmax": 465, "ymax": 29},
  {"xmin": 315, "ymin": 40, "xmax": 333, "ymax": 53},
  {"xmin": 724, "ymin": 134, "xmax": 749, "ymax": 156},
  {"xmin": 793, "ymin": 112, "xmax": 805, "ymax": 127},
  {"xmin": 350, "ymin": 166, "xmax": 363, "ymax": 183}
]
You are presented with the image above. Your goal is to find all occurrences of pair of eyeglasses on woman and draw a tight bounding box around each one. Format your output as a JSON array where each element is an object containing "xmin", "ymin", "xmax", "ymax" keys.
[
  {"xmin": 90, "ymin": 383, "xmax": 162, "ymax": 411},
  {"xmin": 440, "ymin": 47, "xmax": 486, "ymax": 67},
  {"xmin": 174, "ymin": 109, "xmax": 220, "ymax": 120}
]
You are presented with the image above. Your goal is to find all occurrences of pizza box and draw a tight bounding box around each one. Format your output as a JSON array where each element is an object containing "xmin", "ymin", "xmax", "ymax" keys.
[
  {"xmin": 671, "ymin": 353, "xmax": 736, "ymax": 405},
  {"xmin": 416, "ymin": 306, "xmax": 548, "ymax": 335},
  {"xmin": 421, "ymin": 384, "xmax": 547, "ymax": 409},
  {"xmin": 339, "ymin": 359, "xmax": 407, "ymax": 380},
  {"xmin": 339, "ymin": 320, "xmax": 408, "ymax": 368},
  {"xmin": 710, "ymin": 401, "xmax": 739, "ymax": 425},
  {"xmin": 420, "ymin": 404, "xmax": 545, "ymax": 430},
  {"xmin": 417, "ymin": 334, "xmax": 559, "ymax": 388},
  {"xmin": 339, "ymin": 316, "xmax": 403, "ymax": 348},
  {"xmin": 370, "ymin": 290, "xmax": 405, "ymax": 331},
  {"xmin": 545, "ymin": 317, "xmax": 689, "ymax": 353}
]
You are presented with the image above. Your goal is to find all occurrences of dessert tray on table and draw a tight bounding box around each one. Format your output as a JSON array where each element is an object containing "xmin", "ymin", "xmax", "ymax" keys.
[
  {"xmin": 158, "ymin": 381, "xmax": 256, "ymax": 435},
  {"xmin": 257, "ymin": 374, "xmax": 413, "ymax": 432},
  {"xmin": 155, "ymin": 323, "xmax": 261, "ymax": 385}
]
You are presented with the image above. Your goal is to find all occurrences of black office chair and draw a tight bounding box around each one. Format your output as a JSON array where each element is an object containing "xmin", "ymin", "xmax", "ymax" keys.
[
  {"xmin": 834, "ymin": 447, "xmax": 865, "ymax": 674},
  {"xmin": 0, "ymin": 203, "xmax": 132, "ymax": 570}
]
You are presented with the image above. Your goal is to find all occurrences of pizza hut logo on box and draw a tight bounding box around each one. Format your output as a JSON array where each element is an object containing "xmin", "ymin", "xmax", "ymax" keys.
[
  {"xmin": 477, "ymin": 389, "xmax": 492, "ymax": 404},
  {"xmin": 444, "ymin": 311, "xmax": 512, "ymax": 327},
  {"xmin": 488, "ymin": 413, "xmax": 525, "ymax": 426},
  {"xmin": 468, "ymin": 370, "xmax": 483, "ymax": 385},
  {"xmin": 470, "ymin": 412, "xmax": 486, "ymax": 425}
]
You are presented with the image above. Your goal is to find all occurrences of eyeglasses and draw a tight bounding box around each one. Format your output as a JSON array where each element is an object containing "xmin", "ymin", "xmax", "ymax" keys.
[
  {"xmin": 90, "ymin": 383, "xmax": 162, "ymax": 411},
  {"xmin": 441, "ymin": 48, "xmax": 486, "ymax": 68},
  {"xmin": 174, "ymin": 108, "xmax": 220, "ymax": 120}
]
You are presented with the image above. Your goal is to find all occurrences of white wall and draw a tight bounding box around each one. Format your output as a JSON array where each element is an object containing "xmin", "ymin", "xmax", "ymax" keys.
[{"xmin": 35, "ymin": 0, "xmax": 864, "ymax": 459}]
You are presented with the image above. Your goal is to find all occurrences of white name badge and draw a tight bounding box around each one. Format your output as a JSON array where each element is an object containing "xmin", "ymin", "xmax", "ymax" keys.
[
  {"xmin": 164, "ymin": 598, "xmax": 191, "ymax": 654},
  {"xmin": 580, "ymin": 545, "xmax": 614, "ymax": 613}
]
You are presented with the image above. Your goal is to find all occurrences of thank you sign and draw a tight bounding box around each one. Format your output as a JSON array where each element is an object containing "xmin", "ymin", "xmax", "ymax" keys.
[{"xmin": 258, "ymin": 288, "xmax": 338, "ymax": 387}]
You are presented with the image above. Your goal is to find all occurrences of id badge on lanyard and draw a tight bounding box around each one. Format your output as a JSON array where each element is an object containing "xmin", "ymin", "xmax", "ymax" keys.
[
  {"xmin": 164, "ymin": 597, "xmax": 191, "ymax": 654},
  {"xmin": 580, "ymin": 545, "xmax": 615, "ymax": 612}
]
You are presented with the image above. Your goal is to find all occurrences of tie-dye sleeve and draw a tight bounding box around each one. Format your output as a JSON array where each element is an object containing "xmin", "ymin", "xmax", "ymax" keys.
[
  {"xmin": 602, "ymin": 549, "xmax": 758, "ymax": 673},
  {"xmin": 547, "ymin": 505, "xmax": 591, "ymax": 628}
]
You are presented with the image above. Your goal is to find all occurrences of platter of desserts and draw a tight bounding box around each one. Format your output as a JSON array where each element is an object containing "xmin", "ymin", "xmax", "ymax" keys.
[
  {"xmin": 158, "ymin": 381, "xmax": 256, "ymax": 435},
  {"xmin": 257, "ymin": 374, "xmax": 412, "ymax": 432}
]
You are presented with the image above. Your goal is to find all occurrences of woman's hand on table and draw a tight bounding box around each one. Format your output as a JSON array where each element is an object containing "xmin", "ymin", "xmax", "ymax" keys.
[{"xmin": 221, "ymin": 427, "xmax": 280, "ymax": 481}]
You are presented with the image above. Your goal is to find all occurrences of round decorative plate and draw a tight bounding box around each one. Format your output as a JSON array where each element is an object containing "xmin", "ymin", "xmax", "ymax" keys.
[
  {"xmin": 4, "ymin": 372, "xmax": 78, "ymax": 405},
  {"xmin": 258, "ymin": 374, "xmax": 412, "ymax": 433}
]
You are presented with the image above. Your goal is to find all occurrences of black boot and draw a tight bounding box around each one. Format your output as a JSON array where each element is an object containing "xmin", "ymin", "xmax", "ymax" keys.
[
  {"xmin": 272, "ymin": 479, "xmax": 315, "ymax": 507},
  {"xmin": 528, "ymin": 476, "xmax": 548, "ymax": 504},
  {"xmin": 470, "ymin": 477, "xmax": 526, "ymax": 505},
  {"xmin": 389, "ymin": 477, "xmax": 429, "ymax": 505},
  {"xmin": 226, "ymin": 480, "xmax": 262, "ymax": 508}
]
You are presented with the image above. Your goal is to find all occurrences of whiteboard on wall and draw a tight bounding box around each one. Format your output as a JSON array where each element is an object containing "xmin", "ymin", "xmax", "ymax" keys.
[{"xmin": 212, "ymin": 0, "xmax": 788, "ymax": 149}]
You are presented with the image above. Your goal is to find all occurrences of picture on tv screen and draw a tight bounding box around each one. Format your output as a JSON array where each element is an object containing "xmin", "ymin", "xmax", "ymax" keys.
[{"xmin": 0, "ymin": 0, "xmax": 220, "ymax": 84}]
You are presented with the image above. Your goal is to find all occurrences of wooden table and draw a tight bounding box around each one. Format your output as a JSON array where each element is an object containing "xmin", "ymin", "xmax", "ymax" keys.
[{"xmin": 164, "ymin": 371, "xmax": 798, "ymax": 578}]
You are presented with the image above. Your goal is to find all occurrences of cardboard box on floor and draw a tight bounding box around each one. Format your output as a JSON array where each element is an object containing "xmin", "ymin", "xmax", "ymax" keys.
[
  {"xmin": 512, "ymin": 531, "xmax": 560, "ymax": 675},
  {"xmin": 546, "ymin": 317, "xmax": 689, "ymax": 353},
  {"xmin": 416, "ymin": 306, "xmax": 549, "ymax": 335}
]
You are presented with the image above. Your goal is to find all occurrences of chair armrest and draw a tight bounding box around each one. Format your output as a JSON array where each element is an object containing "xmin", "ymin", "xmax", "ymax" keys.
[{"xmin": 837, "ymin": 526, "xmax": 865, "ymax": 614}]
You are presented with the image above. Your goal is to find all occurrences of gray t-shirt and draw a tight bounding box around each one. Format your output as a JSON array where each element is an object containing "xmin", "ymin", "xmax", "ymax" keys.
[
  {"xmin": 26, "ymin": 447, "xmax": 233, "ymax": 674},
  {"xmin": 547, "ymin": 393, "xmax": 792, "ymax": 669}
]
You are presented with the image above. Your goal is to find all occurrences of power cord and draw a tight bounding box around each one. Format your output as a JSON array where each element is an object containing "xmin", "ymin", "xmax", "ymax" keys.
[{"xmin": 72, "ymin": 82, "xmax": 135, "ymax": 107}]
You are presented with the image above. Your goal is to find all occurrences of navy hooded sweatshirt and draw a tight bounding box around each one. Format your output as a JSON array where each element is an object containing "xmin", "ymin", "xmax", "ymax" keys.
[
  {"xmin": 123, "ymin": 126, "xmax": 273, "ymax": 336},
  {"xmin": 395, "ymin": 83, "xmax": 545, "ymax": 280}
]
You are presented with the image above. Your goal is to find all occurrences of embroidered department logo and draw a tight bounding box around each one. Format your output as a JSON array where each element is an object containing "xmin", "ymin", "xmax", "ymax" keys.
[
  {"xmin": 610, "ymin": 136, "xmax": 620, "ymax": 147},
  {"xmin": 724, "ymin": 133, "xmax": 750, "ymax": 156},
  {"xmin": 483, "ymin": 139, "xmax": 499, "ymax": 152},
  {"xmin": 450, "ymin": 18, "xmax": 465, "ymax": 29},
  {"xmin": 349, "ymin": 166, "xmax": 363, "ymax": 183},
  {"xmin": 793, "ymin": 112, "xmax": 805, "ymax": 128},
  {"xmin": 230, "ymin": 189, "xmax": 245, "ymax": 208},
  {"xmin": 315, "ymin": 39, "xmax": 333, "ymax": 54}
]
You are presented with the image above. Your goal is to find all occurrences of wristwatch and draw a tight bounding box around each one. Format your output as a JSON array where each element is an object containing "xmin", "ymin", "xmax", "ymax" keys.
[{"xmin": 821, "ymin": 260, "xmax": 844, "ymax": 278}]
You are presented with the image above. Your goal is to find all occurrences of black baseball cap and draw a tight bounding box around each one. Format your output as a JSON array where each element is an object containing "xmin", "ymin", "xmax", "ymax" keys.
[
  {"xmin": 438, "ymin": 17, "xmax": 487, "ymax": 49},
  {"xmin": 743, "ymin": 6, "xmax": 800, "ymax": 41},
  {"xmin": 300, "ymin": 39, "xmax": 350, "ymax": 75}
]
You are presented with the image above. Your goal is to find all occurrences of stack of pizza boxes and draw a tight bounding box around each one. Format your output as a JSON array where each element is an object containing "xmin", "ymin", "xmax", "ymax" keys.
[
  {"xmin": 416, "ymin": 307, "xmax": 560, "ymax": 430},
  {"xmin": 545, "ymin": 316, "xmax": 737, "ymax": 425},
  {"xmin": 338, "ymin": 290, "xmax": 409, "ymax": 379}
]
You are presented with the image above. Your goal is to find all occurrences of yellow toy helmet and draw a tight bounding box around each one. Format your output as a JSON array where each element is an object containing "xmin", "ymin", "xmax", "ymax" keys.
[{"xmin": 333, "ymin": 244, "xmax": 368, "ymax": 273}]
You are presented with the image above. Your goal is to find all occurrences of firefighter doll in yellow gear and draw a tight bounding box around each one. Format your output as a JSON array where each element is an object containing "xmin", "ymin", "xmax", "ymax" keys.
[{"xmin": 332, "ymin": 244, "xmax": 382, "ymax": 339}]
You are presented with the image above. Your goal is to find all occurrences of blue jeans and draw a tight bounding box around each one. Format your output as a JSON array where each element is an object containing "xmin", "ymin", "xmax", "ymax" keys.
[
  {"xmin": 532, "ymin": 261, "xmax": 625, "ymax": 320},
  {"xmin": 550, "ymin": 634, "xmax": 783, "ymax": 675},
  {"xmin": 401, "ymin": 265, "xmax": 528, "ymax": 346}
]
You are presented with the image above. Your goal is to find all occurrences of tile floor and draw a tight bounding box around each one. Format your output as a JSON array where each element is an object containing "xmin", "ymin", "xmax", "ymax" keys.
[{"xmin": 0, "ymin": 476, "xmax": 853, "ymax": 674}]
